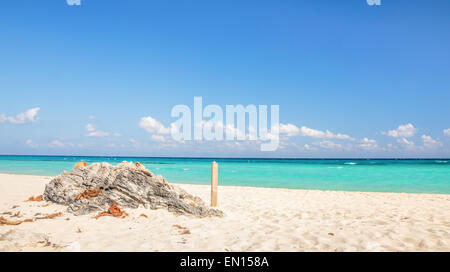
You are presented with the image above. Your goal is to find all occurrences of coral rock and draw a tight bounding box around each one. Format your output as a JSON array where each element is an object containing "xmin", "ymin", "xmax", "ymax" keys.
[
  {"xmin": 26, "ymin": 195, "xmax": 43, "ymax": 202},
  {"xmin": 43, "ymin": 161, "xmax": 223, "ymax": 217},
  {"xmin": 74, "ymin": 161, "xmax": 87, "ymax": 169}
]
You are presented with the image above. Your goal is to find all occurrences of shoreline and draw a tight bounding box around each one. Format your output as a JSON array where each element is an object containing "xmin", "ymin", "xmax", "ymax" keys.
[
  {"xmin": 0, "ymin": 172, "xmax": 448, "ymax": 196},
  {"xmin": 1, "ymin": 173, "xmax": 449, "ymax": 251}
]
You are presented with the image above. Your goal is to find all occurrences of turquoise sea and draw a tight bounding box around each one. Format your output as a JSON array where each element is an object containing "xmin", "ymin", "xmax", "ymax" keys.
[{"xmin": 0, "ymin": 156, "xmax": 449, "ymax": 194}]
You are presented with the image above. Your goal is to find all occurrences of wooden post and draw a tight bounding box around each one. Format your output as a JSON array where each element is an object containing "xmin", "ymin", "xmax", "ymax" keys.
[{"xmin": 211, "ymin": 161, "xmax": 218, "ymax": 207}]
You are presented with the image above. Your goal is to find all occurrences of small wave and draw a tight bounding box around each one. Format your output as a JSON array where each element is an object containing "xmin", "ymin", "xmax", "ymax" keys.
[
  {"xmin": 344, "ymin": 162, "xmax": 357, "ymax": 165},
  {"xmin": 435, "ymin": 161, "xmax": 448, "ymax": 164},
  {"xmin": 183, "ymin": 168, "xmax": 190, "ymax": 171},
  {"xmin": 328, "ymin": 166, "xmax": 343, "ymax": 169}
]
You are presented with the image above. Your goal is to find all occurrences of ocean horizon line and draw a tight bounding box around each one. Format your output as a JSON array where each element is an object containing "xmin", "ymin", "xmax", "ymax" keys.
[{"xmin": 0, "ymin": 154, "xmax": 449, "ymax": 160}]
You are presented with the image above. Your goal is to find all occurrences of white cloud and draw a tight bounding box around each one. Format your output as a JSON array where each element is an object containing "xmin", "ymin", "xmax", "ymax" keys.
[
  {"xmin": 113, "ymin": 132, "xmax": 121, "ymax": 137},
  {"xmin": 386, "ymin": 123, "xmax": 416, "ymax": 138},
  {"xmin": 303, "ymin": 144, "xmax": 317, "ymax": 151},
  {"xmin": 85, "ymin": 123, "xmax": 109, "ymax": 137},
  {"xmin": 49, "ymin": 140, "xmax": 64, "ymax": 148},
  {"xmin": 200, "ymin": 121, "xmax": 300, "ymax": 141},
  {"xmin": 421, "ymin": 135, "xmax": 443, "ymax": 149},
  {"xmin": 277, "ymin": 124, "xmax": 300, "ymax": 136},
  {"xmin": 358, "ymin": 138, "xmax": 379, "ymax": 150},
  {"xmin": 316, "ymin": 140, "xmax": 343, "ymax": 149},
  {"xmin": 86, "ymin": 124, "xmax": 95, "ymax": 132},
  {"xmin": 396, "ymin": 137, "xmax": 415, "ymax": 148},
  {"xmin": 444, "ymin": 128, "xmax": 450, "ymax": 136},
  {"xmin": 151, "ymin": 135, "xmax": 166, "ymax": 142},
  {"xmin": 360, "ymin": 137, "xmax": 376, "ymax": 144},
  {"xmin": 139, "ymin": 116, "xmax": 171, "ymax": 135},
  {"xmin": 137, "ymin": 117, "xmax": 360, "ymax": 153},
  {"xmin": 26, "ymin": 139, "xmax": 38, "ymax": 148},
  {"xmin": 394, "ymin": 134, "xmax": 443, "ymax": 152},
  {"xmin": 222, "ymin": 123, "xmax": 246, "ymax": 139},
  {"xmin": 299, "ymin": 126, "xmax": 352, "ymax": 140},
  {"xmin": 0, "ymin": 107, "xmax": 40, "ymax": 124}
]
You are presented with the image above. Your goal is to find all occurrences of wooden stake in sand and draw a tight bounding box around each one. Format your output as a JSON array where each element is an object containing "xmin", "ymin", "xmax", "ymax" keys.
[{"xmin": 211, "ymin": 161, "xmax": 218, "ymax": 207}]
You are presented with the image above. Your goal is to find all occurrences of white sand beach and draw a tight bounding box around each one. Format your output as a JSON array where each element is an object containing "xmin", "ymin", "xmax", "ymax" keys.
[{"xmin": 0, "ymin": 173, "xmax": 449, "ymax": 252}]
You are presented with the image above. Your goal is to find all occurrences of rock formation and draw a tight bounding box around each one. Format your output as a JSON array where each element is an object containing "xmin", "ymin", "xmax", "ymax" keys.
[{"xmin": 43, "ymin": 161, "xmax": 223, "ymax": 217}]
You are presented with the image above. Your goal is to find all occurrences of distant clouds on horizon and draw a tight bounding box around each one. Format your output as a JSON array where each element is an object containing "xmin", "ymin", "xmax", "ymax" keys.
[{"xmin": 3, "ymin": 107, "xmax": 449, "ymax": 157}]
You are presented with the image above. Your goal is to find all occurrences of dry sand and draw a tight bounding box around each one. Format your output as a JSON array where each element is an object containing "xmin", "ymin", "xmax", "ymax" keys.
[{"xmin": 0, "ymin": 173, "xmax": 449, "ymax": 252}]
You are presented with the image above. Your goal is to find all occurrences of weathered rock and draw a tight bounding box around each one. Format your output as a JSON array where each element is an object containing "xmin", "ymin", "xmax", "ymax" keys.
[{"xmin": 43, "ymin": 161, "xmax": 223, "ymax": 217}]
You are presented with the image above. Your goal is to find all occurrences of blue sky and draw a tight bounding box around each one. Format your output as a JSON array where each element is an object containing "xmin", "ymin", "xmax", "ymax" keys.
[{"xmin": 1, "ymin": 0, "xmax": 450, "ymax": 157}]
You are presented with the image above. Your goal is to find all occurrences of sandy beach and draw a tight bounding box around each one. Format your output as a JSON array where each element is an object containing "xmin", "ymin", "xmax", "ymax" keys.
[{"xmin": 0, "ymin": 173, "xmax": 449, "ymax": 252}]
